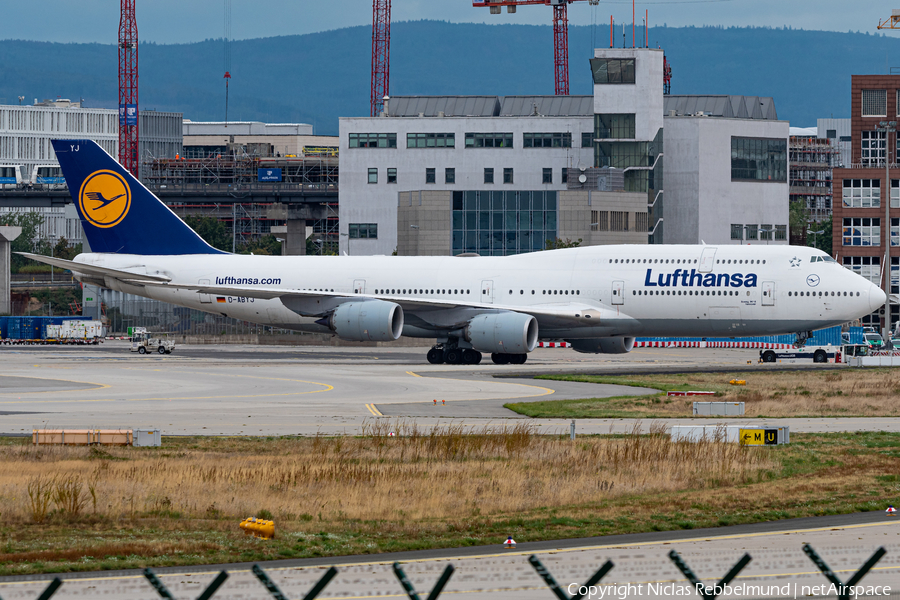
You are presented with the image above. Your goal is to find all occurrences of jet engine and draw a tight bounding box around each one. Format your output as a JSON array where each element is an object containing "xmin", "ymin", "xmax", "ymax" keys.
[
  {"xmin": 568, "ymin": 337, "xmax": 635, "ymax": 354},
  {"xmin": 327, "ymin": 300, "xmax": 403, "ymax": 342},
  {"xmin": 465, "ymin": 312, "xmax": 538, "ymax": 354}
]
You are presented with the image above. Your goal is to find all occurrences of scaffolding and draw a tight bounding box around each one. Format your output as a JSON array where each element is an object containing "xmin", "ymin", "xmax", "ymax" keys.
[
  {"xmin": 143, "ymin": 154, "xmax": 339, "ymax": 252},
  {"xmin": 789, "ymin": 135, "xmax": 840, "ymax": 227}
]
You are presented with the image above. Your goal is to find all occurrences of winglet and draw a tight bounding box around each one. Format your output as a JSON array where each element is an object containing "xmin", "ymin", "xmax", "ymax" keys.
[{"xmin": 51, "ymin": 140, "xmax": 224, "ymax": 255}]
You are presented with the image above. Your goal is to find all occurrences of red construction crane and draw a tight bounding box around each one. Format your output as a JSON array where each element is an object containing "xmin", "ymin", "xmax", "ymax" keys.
[
  {"xmin": 224, "ymin": 0, "xmax": 232, "ymax": 126},
  {"xmin": 118, "ymin": 0, "xmax": 139, "ymax": 175},
  {"xmin": 371, "ymin": 0, "xmax": 391, "ymax": 116},
  {"xmin": 474, "ymin": 0, "xmax": 601, "ymax": 96}
]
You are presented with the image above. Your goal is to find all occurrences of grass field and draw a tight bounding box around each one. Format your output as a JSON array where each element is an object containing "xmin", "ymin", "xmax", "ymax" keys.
[
  {"xmin": 505, "ymin": 369, "xmax": 900, "ymax": 418},
  {"xmin": 0, "ymin": 424, "xmax": 897, "ymax": 575}
]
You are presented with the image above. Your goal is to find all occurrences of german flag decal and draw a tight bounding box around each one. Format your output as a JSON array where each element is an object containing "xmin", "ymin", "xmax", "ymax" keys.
[{"xmin": 216, "ymin": 297, "xmax": 226, "ymax": 303}]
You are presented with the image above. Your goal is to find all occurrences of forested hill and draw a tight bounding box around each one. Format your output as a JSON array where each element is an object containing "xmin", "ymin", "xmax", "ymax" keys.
[{"xmin": 1, "ymin": 21, "xmax": 897, "ymax": 134}]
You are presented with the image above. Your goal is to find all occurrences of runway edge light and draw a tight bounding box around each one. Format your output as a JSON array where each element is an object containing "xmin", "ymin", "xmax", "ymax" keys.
[
  {"xmin": 504, "ymin": 536, "xmax": 516, "ymax": 549},
  {"xmin": 888, "ymin": 505, "xmax": 897, "ymax": 515}
]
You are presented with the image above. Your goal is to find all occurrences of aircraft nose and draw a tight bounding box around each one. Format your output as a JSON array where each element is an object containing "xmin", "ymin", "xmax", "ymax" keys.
[{"xmin": 869, "ymin": 284, "xmax": 887, "ymax": 312}]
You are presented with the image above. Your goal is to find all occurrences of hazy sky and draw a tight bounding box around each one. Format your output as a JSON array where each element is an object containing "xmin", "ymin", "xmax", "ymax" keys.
[{"xmin": 0, "ymin": 1, "xmax": 892, "ymax": 44}]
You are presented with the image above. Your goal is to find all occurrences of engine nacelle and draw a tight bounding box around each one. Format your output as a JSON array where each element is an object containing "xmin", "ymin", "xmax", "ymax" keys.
[
  {"xmin": 465, "ymin": 312, "xmax": 538, "ymax": 354},
  {"xmin": 329, "ymin": 300, "xmax": 403, "ymax": 342},
  {"xmin": 568, "ymin": 337, "xmax": 635, "ymax": 354}
]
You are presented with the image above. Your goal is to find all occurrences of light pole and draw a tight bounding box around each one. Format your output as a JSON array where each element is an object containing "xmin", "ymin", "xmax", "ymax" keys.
[
  {"xmin": 878, "ymin": 120, "xmax": 896, "ymax": 348},
  {"xmin": 807, "ymin": 228, "xmax": 824, "ymax": 251}
]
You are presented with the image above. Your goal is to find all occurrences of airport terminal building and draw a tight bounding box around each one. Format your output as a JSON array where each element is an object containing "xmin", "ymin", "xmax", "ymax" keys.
[{"xmin": 339, "ymin": 47, "xmax": 789, "ymax": 256}]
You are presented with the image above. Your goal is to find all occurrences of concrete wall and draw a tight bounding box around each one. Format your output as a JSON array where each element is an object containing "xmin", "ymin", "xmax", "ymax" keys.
[
  {"xmin": 339, "ymin": 115, "xmax": 593, "ymax": 256},
  {"xmin": 592, "ymin": 48, "xmax": 664, "ymax": 143},
  {"xmin": 397, "ymin": 191, "xmax": 453, "ymax": 256},
  {"xmin": 663, "ymin": 115, "xmax": 789, "ymax": 245},
  {"xmin": 558, "ymin": 190, "xmax": 648, "ymax": 245}
]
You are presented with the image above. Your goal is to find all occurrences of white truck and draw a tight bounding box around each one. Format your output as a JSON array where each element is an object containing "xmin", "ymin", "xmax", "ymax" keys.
[{"xmin": 130, "ymin": 328, "xmax": 175, "ymax": 355}]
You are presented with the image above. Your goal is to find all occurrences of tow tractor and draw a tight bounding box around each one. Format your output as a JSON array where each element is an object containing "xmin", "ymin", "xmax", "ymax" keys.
[
  {"xmin": 758, "ymin": 330, "xmax": 839, "ymax": 363},
  {"xmin": 129, "ymin": 328, "xmax": 175, "ymax": 355}
]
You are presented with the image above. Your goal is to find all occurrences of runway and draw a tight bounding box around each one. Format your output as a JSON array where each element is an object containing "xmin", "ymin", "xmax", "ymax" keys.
[
  {"xmin": 0, "ymin": 512, "xmax": 897, "ymax": 599},
  {"xmin": 0, "ymin": 342, "xmax": 895, "ymax": 436}
]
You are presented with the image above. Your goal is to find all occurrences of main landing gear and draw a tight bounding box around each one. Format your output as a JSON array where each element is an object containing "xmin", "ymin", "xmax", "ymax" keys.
[
  {"xmin": 426, "ymin": 345, "xmax": 526, "ymax": 365},
  {"xmin": 427, "ymin": 346, "xmax": 482, "ymax": 365}
]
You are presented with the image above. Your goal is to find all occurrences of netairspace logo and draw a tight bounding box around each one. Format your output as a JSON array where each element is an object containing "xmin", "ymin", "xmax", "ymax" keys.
[
  {"xmin": 644, "ymin": 268, "xmax": 758, "ymax": 288},
  {"xmin": 566, "ymin": 582, "xmax": 892, "ymax": 599}
]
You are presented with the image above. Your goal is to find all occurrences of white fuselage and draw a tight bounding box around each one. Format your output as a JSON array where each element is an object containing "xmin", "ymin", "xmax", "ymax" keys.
[{"xmin": 76, "ymin": 244, "xmax": 885, "ymax": 341}]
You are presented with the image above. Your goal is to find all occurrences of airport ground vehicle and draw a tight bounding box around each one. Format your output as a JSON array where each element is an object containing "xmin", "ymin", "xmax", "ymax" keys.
[
  {"xmin": 0, "ymin": 165, "xmax": 24, "ymax": 189},
  {"xmin": 130, "ymin": 328, "xmax": 175, "ymax": 354},
  {"xmin": 759, "ymin": 346, "xmax": 838, "ymax": 363},
  {"xmin": 864, "ymin": 331, "xmax": 884, "ymax": 349}
]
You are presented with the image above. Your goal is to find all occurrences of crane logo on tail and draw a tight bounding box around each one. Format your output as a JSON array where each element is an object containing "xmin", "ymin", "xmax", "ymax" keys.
[{"xmin": 78, "ymin": 170, "xmax": 131, "ymax": 228}]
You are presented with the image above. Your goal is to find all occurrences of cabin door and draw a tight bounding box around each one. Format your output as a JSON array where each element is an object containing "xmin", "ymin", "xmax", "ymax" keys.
[
  {"xmin": 353, "ymin": 279, "xmax": 366, "ymax": 294},
  {"xmin": 762, "ymin": 281, "xmax": 775, "ymax": 306},
  {"xmin": 612, "ymin": 280, "xmax": 625, "ymax": 305},
  {"xmin": 699, "ymin": 247, "xmax": 717, "ymax": 273},
  {"xmin": 481, "ymin": 280, "xmax": 494, "ymax": 304}
]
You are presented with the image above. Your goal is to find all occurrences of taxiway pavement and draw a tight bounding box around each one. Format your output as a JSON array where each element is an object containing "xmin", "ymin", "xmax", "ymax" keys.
[{"xmin": 0, "ymin": 342, "xmax": 895, "ymax": 436}]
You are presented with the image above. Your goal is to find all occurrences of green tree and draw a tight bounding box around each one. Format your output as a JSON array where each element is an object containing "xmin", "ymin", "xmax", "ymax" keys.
[
  {"xmin": 183, "ymin": 215, "xmax": 232, "ymax": 252},
  {"xmin": 808, "ymin": 216, "xmax": 832, "ymax": 256},
  {"xmin": 545, "ymin": 237, "xmax": 582, "ymax": 250},
  {"xmin": 237, "ymin": 234, "xmax": 282, "ymax": 256},
  {"xmin": 0, "ymin": 211, "xmax": 45, "ymax": 272},
  {"xmin": 788, "ymin": 201, "xmax": 808, "ymax": 246}
]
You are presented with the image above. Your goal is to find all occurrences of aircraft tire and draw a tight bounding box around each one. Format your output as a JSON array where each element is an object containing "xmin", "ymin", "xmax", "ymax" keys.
[
  {"xmin": 138, "ymin": 346, "xmax": 146, "ymax": 354},
  {"xmin": 510, "ymin": 353, "xmax": 527, "ymax": 365},
  {"xmin": 444, "ymin": 348, "xmax": 463, "ymax": 365},
  {"xmin": 427, "ymin": 348, "xmax": 444, "ymax": 364},
  {"xmin": 491, "ymin": 353, "xmax": 510, "ymax": 365},
  {"xmin": 462, "ymin": 349, "xmax": 482, "ymax": 365}
]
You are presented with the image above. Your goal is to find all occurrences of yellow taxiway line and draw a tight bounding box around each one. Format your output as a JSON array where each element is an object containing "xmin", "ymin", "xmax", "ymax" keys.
[{"xmin": 365, "ymin": 403, "xmax": 383, "ymax": 416}]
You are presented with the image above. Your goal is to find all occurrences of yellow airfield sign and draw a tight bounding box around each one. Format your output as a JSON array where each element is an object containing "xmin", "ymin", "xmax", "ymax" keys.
[{"xmin": 739, "ymin": 428, "xmax": 778, "ymax": 445}]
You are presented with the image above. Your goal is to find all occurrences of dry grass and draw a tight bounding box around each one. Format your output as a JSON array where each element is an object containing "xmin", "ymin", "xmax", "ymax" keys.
[
  {"xmin": 0, "ymin": 429, "xmax": 896, "ymax": 575},
  {"xmin": 524, "ymin": 369, "xmax": 900, "ymax": 418},
  {"xmin": 0, "ymin": 422, "xmax": 772, "ymax": 526}
]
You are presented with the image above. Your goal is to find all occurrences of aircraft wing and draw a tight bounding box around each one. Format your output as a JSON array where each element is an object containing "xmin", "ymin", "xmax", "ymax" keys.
[
  {"xmin": 16, "ymin": 252, "xmax": 172, "ymax": 283},
  {"xmin": 149, "ymin": 281, "xmax": 626, "ymax": 327}
]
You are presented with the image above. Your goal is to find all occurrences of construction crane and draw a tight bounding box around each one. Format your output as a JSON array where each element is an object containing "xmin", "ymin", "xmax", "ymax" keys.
[
  {"xmin": 878, "ymin": 10, "xmax": 900, "ymax": 29},
  {"xmin": 371, "ymin": 0, "xmax": 391, "ymax": 116},
  {"xmin": 118, "ymin": 0, "xmax": 139, "ymax": 175},
  {"xmin": 474, "ymin": 0, "xmax": 601, "ymax": 96},
  {"xmin": 224, "ymin": 0, "xmax": 232, "ymax": 126}
]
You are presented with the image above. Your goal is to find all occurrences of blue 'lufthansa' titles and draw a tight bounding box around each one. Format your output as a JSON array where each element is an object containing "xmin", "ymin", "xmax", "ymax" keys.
[{"xmin": 644, "ymin": 269, "xmax": 758, "ymax": 288}]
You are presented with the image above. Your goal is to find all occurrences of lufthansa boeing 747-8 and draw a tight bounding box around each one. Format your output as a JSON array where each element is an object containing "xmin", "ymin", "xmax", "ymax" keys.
[{"xmin": 20, "ymin": 140, "xmax": 886, "ymax": 365}]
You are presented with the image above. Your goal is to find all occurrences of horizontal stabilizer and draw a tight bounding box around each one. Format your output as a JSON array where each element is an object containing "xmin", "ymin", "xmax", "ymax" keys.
[{"xmin": 16, "ymin": 252, "xmax": 172, "ymax": 283}]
